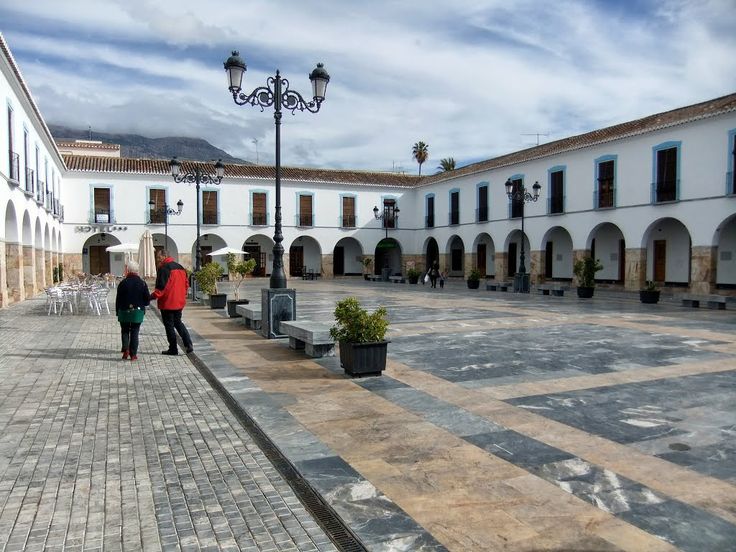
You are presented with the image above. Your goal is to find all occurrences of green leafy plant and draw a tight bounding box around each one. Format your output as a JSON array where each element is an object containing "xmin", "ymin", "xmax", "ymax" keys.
[
  {"xmin": 330, "ymin": 297, "xmax": 389, "ymax": 344},
  {"xmin": 57, "ymin": 263, "xmax": 64, "ymax": 283},
  {"xmin": 226, "ymin": 253, "xmax": 257, "ymax": 300},
  {"xmin": 407, "ymin": 268, "xmax": 422, "ymax": 279},
  {"xmin": 194, "ymin": 262, "xmax": 224, "ymax": 295},
  {"xmin": 467, "ymin": 268, "xmax": 481, "ymax": 282},
  {"xmin": 642, "ymin": 280, "xmax": 659, "ymax": 291},
  {"xmin": 573, "ymin": 257, "xmax": 603, "ymax": 288}
]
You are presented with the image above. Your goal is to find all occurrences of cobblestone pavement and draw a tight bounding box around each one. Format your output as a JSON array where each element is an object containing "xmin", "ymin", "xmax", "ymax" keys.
[{"xmin": 0, "ymin": 297, "xmax": 337, "ymax": 552}]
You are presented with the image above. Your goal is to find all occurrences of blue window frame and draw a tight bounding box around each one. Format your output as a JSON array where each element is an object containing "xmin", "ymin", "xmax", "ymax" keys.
[
  {"xmin": 476, "ymin": 182, "xmax": 489, "ymax": 222},
  {"xmin": 425, "ymin": 193, "xmax": 435, "ymax": 228},
  {"xmin": 547, "ymin": 166, "xmax": 565, "ymax": 214},
  {"xmin": 594, "ymin": 155, "xmax": 617, "ymax": 208},
  {"xmin": 507, "ymin": 174, "xmax": 524, "ymax": 218},
  {"xmin": 250, "ymin": 189, "xmax": 269, "ymax": 225},
  {"xmin": 449, "ymin": 188, "xmax": 460, "ymax": 225},
  {"xmin": 90, "ymin": 184, "xmax": 115, "ymax": 224},
  {"xmin": 651, "ymin": 141, "xmax": 681, "ymax": 203},
  {"xmin": 296, "ymin": 192, "xmax": 314, "ymax": 227},
  {"xmin": 339, "ymin": 193, "xmax": 356, "ymax": 228},
  {"xmin": 727, "ymin": 129, "xmax": 736, "ymax": 195}
]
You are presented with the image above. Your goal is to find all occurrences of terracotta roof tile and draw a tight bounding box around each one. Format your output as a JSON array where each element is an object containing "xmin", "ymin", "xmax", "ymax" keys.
[{"xmin": 62, "ymin": 155, "xmax": 420, "ymax": 187}]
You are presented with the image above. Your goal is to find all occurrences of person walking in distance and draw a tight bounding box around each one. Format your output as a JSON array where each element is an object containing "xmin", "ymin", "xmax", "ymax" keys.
[
  {"xmin": 429, "ymin": 260, "xmax": 440, "ymax": 288},
  {"xmin": 152, "ymin": 249, "xmax": 194, "ymax": 355}
]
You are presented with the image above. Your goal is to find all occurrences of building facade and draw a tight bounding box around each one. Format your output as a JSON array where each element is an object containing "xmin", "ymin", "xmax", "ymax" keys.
[{"xmin": 2, "ymin": 32, "xmax": 735, "ymax": 307}]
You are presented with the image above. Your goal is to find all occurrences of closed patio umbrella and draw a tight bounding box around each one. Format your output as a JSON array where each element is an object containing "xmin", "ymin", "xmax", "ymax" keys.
[{"xmin": 138, "ymin": 230, "xmax": 156, "ymax": 278}]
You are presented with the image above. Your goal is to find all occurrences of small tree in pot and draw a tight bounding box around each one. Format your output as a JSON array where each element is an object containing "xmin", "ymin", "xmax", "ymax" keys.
[
  {"xmin": 573, "ymin": 257, "xmax": 603, "ymax": 298},
  {"xmin": 640, "ymin": 280, "xmax": 661, "ymax": 304},
  {"xmin": 467, "ymin": 268, "xmax": 481, "ymax": 289},
  {"xmin": 407, "ymin": 267, "xmax": 422, "ymax": 284},
  {"xmin": 225, "ymin": 253, "xmax": 257, "ymax": 317},
  {"xmin": 362, "ymin": 257, "xmax": 373, "ymax": 280},
  {"xmin": 195, "ymin": 262, "xmax": 225, "ymax": 308},
  {"xmin": 330, "ymin": 297, "xmax": 390, "ymax": 377}
]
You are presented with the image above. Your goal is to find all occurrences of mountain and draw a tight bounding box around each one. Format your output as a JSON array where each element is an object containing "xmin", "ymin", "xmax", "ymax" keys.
[{"xmin": 48, "ymin": 124, "xmax": 249, "ymax": 164}]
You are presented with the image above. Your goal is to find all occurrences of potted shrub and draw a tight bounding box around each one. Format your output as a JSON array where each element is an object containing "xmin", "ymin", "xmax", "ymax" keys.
[
  {"xmin": 573, "ymin": 257, "xmax": 603, "ymax": 298},
  {"xmin": 362, "ymin": 257, "xmax": 373, "ymax": 280},
  {"xmin": 225, "ymin": 253, "xmax": 256, "ymax": 317},
  {"xmin": 467, "ymin": 268, "xmax": 481, "ymax": 289},
  {"xmin": 330, "ymin": 297, "xmax": 390, "ymax": 377},
  {"xmin": 195, "ymin": 262, "xmax": 226, "ymax": 309},
  {"xmin": 640, "ymin": 280, "xmax": 661, "ymax": 304},
  {"xmin": 407, "ymin": 267, "xmax": 422, "ymax": 284}
]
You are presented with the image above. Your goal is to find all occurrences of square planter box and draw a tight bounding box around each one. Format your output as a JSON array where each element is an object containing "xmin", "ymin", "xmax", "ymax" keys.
[{"xmin": 339, "ymin": 341, "xmax": 389, "ymax": 377}]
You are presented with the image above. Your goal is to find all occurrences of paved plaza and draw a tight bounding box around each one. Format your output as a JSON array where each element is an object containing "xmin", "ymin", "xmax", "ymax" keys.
[{"xmin": 1, "ymin": 279, "xmax": 735, "ymax": 551}]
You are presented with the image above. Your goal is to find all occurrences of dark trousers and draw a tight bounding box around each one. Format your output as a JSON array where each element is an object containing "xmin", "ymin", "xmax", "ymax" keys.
[
  {"xmin": 430, "ymin": 276, "xmax": 437, "ymax": 288},
  {"xmin": 120, "ymin": 322, "xmax": 142, "ymax": 355},
  {"xmin": 161, "ymin": 309, "xmax": 193, "ymax": 352}
]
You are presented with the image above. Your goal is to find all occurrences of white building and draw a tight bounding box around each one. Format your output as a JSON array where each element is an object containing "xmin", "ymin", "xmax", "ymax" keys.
[{"xmin": 2, "ymin": 32, "xmax": 735, "ymax": 308}]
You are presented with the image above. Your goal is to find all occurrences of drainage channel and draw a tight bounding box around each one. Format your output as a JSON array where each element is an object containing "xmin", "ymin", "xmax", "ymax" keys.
[{"xmin": 188, "ymin": 351, "xmax": 368, "ymax": 552}]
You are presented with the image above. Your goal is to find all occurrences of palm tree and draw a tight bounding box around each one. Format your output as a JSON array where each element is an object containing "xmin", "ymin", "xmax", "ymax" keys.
[
  {"xmin": 437, "ymin": 157, "xmax": 456, "ymax": 172},
  {"xmin": 412, "ymin": 141, "xmax": 429, "ymax": 176}
]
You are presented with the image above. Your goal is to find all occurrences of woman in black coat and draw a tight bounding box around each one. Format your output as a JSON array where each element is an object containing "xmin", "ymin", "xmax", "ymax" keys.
[{"xmin": 115, "ymin": 260, "xmax": 151, "ymax": 360}]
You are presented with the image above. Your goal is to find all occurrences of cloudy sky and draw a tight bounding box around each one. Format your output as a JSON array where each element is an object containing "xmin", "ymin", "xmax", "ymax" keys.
[{"xmin": 2, "ymin": 0, "xmax": 735, "ymax": 172}]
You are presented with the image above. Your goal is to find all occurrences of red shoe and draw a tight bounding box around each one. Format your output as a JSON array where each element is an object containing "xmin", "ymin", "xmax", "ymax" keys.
[
  {"xmin": 122, "ymin": 350, "xmax": 129, "ymax": 360},
  {"xmin": 130, "ymin": 355, "xmax": 138, "ymax": 361}
]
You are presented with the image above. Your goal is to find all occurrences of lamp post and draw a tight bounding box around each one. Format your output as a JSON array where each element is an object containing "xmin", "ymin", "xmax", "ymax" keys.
[
  {"xmin": 224, "ymin": 51, "xmax": 329, "ymax": 289},
  {"xmin": 169, "ymin": 158, "xmax": 224, "ymax": 272},
  {"xmin": 148, "ymin": 198, "xmax": 183, "ymax": 246},
  {"xmin": 373, "ymin": 204, "xmax": 400, "ymax": 240},
  {"xmin": 505, "ymin": 178, "xmax": 541, "ymax": 293}
]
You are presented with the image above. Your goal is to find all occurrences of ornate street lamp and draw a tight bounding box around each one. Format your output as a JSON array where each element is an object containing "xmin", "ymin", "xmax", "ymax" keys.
[
  {"xmin": 224, "ymin": 50, "xmax": 329, "ymax": 290},
  {"xmin": 373, "ymin": 204, "xmax": 400, "ymax": 240},
  {"xmin": 148, "ymin": 198, "xmax": 183, "ymax": 246},
  {"xmin": 505, "ymin": 178, "xmax": 541, "ymax": 293},
  {"xmin": 169, "ymin": 157, "xmax": 224, "ymax": 272}
]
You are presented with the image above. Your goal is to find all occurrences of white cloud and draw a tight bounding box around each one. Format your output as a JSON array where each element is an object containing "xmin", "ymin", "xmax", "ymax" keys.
[{"xmin": 3, "ymin": 0, "xmax": 735, "ymax": 171}]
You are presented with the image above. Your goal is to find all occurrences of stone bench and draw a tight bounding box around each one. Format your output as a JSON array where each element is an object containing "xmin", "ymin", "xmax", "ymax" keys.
[
  {"xmin": 388, "ymin": 275, "xmax": 405, "ymax": 284},
  {"xmin": 367, "ymin": 275, "xmax": 383, "ymax": 282},
  {"xmin": 235, "ymin": 304, "xmax": 262, "ymax": 329},
  {"xmin": 280, "ymin": 320, "xmax": 335, "ymax": 358},
  {"xmin": 537, "ymin": 283, "xmax": 567, "ymax": 297},
  {"xmin": 486, "ymin": 281, "xmax": 513, "ymax": 292},
  {"xmin": 681, "ymin": 294, "xmax": 728, "ymax": 310}
]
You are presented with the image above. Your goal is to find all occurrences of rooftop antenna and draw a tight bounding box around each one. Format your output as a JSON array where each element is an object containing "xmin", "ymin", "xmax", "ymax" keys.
[
  {"xmin": 252, "ymin": 138, "xmax": 259, "ymax": 164},
  {"xmin": 88, "ymin": 125, "xmax": 92, "ymax": 140},
  {"xmin": 522, "ymin": 132, "xmax": 549, "ymax": 146}
]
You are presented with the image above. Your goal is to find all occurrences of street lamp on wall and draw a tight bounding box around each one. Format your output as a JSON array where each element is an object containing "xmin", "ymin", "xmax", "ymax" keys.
[
  {"xmin": 148, "ymin": 198, "xmax": 183, "ymax": 247},
  {"xmin": 373, "ymin": 204, "xmax": 400, "ymax": 240},
  {"xmin": 169, "ymin": 157, "xmax": 224, "ymax": 272},
  {"xmin": 505, "ymin": 178, "xmax": 541, "ymax": 293},
  {"xmin": 224, "ymin": 50, "xmax": 329, "ymax": 290}
]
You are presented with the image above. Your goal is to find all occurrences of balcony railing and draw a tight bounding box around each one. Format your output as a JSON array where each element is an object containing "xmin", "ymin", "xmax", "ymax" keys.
[
  {"xmin": 36, "ymin": 180, "xmax": 45, "ymax": 204},
  {"xmin": 425, "ymin": 214, "xmax": 434, "ymax": 228},
  {"xmin": 341, "ymin": 214, "xmax": 356, "ymax": 228},
  {"xmin": 449, "ymin": 210, "xmax": 460, "ymax": 225},
  {"xmin": 651, "ymin": 179, "xmax": 679, "ymax": 203},
  {"xmin": 594, "ymin": 187, "xmax": 615, "ymax": 209},
  {"xmin": 91, "ymin": 208, "xmax": 111, "ymax": 224},
  {"xmin": 202, "ymin": 212, "xmax": 218, "ymax": 225},
  {"xmin": 25, "ymin": 167, "xmax": 35, "ymax": 194},
  {"xmin": 8, "ymin": 150, "xmax": 20, "ymax": 183},
  {"xmin": 476, "ymin": 206, "xmax": 488, "ymax": 223},
  {"xmin": 298, "ymin": 213, "xmax": 313, "ymax": 227},
  {"xmin": 251, "ymin": 212, "xmax": 268, "ymax": 226}
]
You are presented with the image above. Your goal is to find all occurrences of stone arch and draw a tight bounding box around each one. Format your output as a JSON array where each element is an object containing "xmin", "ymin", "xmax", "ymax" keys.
[
  {"xmin": 288, "ymin": 235, "xmax": 322, "ymax": 277},
  {"xmin": 422, "ymin": 237, "xmax": 439, "ymax": 273},
  {"xmin": 445, "ymin": 235, "xmax": 465, "ymax": 276},
  {"xmin": 503, "ymin": 230, "xmax": 531, "ymax": 279},
  {"xmin": 3, "ymin": 202, "xmax": 21, "ymax": 304},
  {"xmin": 242, "ymin": 234, "xmax": 274, "ymax": 277},
  {"xmin": 82, "ymin": 233, "xmax": 122, "ymax": 275},
  {"xmin": 21, "ymin": 212, "xmax": 34, "ymax": 296},
  {"xmin": 586, "ymin": 222, "xmax": 626, "ymax": 283},
  {"xmin": 471, "ymin": 232, "xmax": 495, "ymax": 277},
  {"xmin": 374, "ymin": 238, "xmax": 402, "ymax": 276},
  {"xmin": 714, "ymin": 213, "xmax": 736, "ymax": 287},
  {"xmin": 540, "ymin": 226, "xmax": 574, "ymax": 280},
  {"xmin": 151, "ymin": 233, "xmax": 179, "ymax": 260},
  {"xmin": 641, "ymin": 217, "xmax": 691, "ymax": 285},
  {"xmin": 333, "ymin": 237, "xmax": 363, "ymax": 276},
  {"xmin": 195, "ymin": 233, "xmax": 227, "ymax": 271}
]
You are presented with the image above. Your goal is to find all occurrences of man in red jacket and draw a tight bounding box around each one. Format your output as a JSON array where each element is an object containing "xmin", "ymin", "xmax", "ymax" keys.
[{"xmin": 152, "ymin": 249, "xmax": 194, "ymax": 355}]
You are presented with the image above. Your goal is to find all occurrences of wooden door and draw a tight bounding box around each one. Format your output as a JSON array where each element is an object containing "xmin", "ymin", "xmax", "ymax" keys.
[
  {"xmin": 618, "ymin": 239, "xmax": 626, "ymax": 282},
  {"xmin": 477, "ymin": 244, "xmax": 486, "ymax": 276},
  {"xmin": 545, "ymin": 241, "xmax": 553, "ymax": 278},
  {"xmin": 654, "ymin": 240, "xmax": 666, "ymax": 282},
  {"xmin": 289, "ymin": 246, "xmax": 304, "ymax": 276},
  {"xmin": 200, "ymin": 246, "xmax": 212, "ymax": 266},
  {"xmin": 508, "ymin": 243, "xmax": 517, "ymax": 277},
  {"xmin": 89, "ymin": 246, "xmax": 110, "ymax": 274},
  {"xmin": 334, "ymin": 246, "xmax": 344, "ymax": 275}
]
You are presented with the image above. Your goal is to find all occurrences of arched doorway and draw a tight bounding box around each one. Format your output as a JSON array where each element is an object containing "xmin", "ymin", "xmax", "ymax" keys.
[
  {"xmin": 504, "ymin": 230, "xmax": 531, "ymax": 278},
  {"xmin": 423, "ymin": 237, "xmax": 439, "ymax": 273},
  {"xmin": 4, "ymin": 201, "xmax": 20, "ymax": 302},
  {"xmin": 715, "ymin": 214, "xmax": 736, "ymax": 288},
  {"xmin": 374, "ymin": 238, "xmax": 402, "ymax": 276},
  {"xmin": 541, "ymin": 226, "xmax": 574, "ymax": 280},
  {"xmin": 333, "ymin": 237, "xmax": 363, "ymax": 276},
  {"xmin": 82, "ymin": 233, "xmax": 122, "ymax": 275},
  {"xmin": 194, "ymin": 233, "xmax": 226, "ymax": 270},
  {"xmin": 446, "ymin": 235, "xmax": 465, "ymax": 276},
  {"xmin": 243, "ymin": 234, "xmax": 274, "ymax": 277},
  {"xmin": 152, "ymin": 233, "xmax": 179, "ymax": 260},
  {"xmin": 642, "ymin": 218, "xmax": 691, "ymax": 285},
  {"xmin": 472, "ymin": 233, "xmax": 495, "ymax": 277},
  {"xmin": 289, "ymin": 236, "xmax": 322, "ymax": 277},
  {"xmin": 587, "ymin": 223, "xmax": 625, "ymax": 283}
]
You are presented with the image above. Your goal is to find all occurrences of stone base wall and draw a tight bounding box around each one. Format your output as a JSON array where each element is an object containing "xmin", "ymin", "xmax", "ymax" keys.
[
  {"xmin": 624, "ymin": 248, "xmax": 646, "ymax": 291},
  {"xmin": 691, "ymin": 245, "xmax": 716, "ymax": 294},
  {"xmin": 321, "ymin": 254, "xmax": 333, "ymax": 278},
  {"xmin": 402, "ymin": 254, "xmax": 424, "ymax": 276},
  {"xmin": 64, "ymin": 254, "xmax": 83, "ymax": 279},
  {"xmin": 494, "ymin": 252, "xmax": 507, "ymax": 280},
  {"xmin": 0, "ymin": 240, "xmax": 7, "ymax": 308},
  {"xmin": 530, "ymin": 250, "xmax": 543, "ymax": 285},
  {"xmin": 22, "ymin": 246, "xmax": 35, "ymax": 299},
  {"xmin": 464, "ymin": 253, "xmax": 476, "ymax": 279}
]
